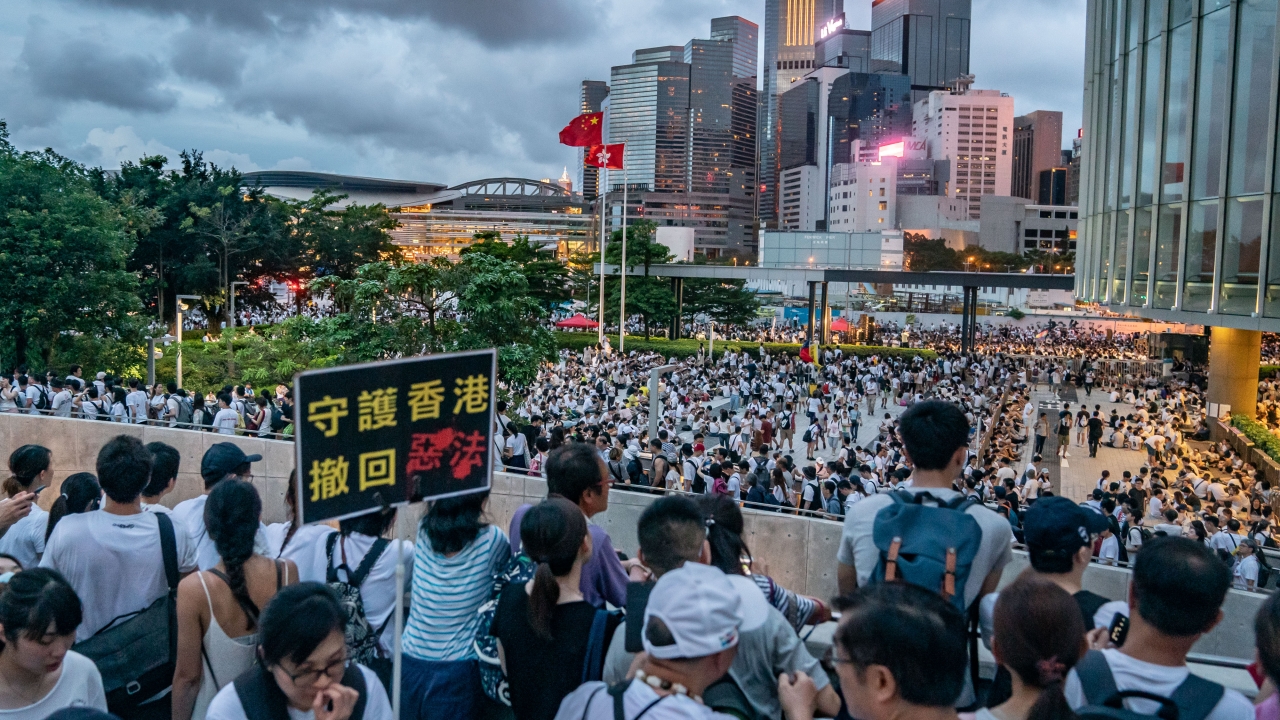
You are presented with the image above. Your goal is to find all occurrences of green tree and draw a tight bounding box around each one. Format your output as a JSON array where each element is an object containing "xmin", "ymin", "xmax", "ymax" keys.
[
  {"xmin": 903, "ymin": 232, "xmax": 961, "ymax": 271},
  {"xmin": 682, "ymin": 278, "xmax": 761, "ymax": 326},
  {"xmin": 291, "ymin": 190, "xmax": 402, "ymax": 281},
  {"xmin": 461, "ymin": 231, "xmax": 570, "ymax": 310},
  {"xmin": 602, "ymin": 221, "xmax": 675, "ymax": 339},
  {"xmin": 0, "ymin": 122, "xmax": 145, "ymax": 368}
]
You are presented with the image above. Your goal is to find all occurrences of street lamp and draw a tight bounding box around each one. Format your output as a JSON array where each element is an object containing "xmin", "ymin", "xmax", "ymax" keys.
[
  {"xmin": 145, "ymin": 334, "xmax": 178, "ymax": 387},
  {"xmin": 230, "ymin": 281, "xmax": 248, "ymax": 328},
  {"xmin": 175, "ymin": 295, "xmax": 202, "ymax": 389}
]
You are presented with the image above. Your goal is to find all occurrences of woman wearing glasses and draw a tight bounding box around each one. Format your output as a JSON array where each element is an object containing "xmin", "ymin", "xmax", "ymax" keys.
[{"xmin": 204, "ymin": 582, "xmax": 392, "ymax": 720}]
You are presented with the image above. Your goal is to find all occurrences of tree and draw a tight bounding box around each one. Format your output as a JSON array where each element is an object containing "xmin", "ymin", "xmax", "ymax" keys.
[
  {"xmin": 903, "ymin": 233, "xmax": 961, "ymax": 271},
  {"xmin": 461, "ymin": 232, "xmax": 570, "ymax": 311},
  {"xmin": 602, "ymin": 221, "xmax": 675, "ymax": 339},
  {"xmin": 291, "ymin": 190, "xmax": 401, "ymax": 281},
  {"xmin": 682, "ymin": 278, "xmax": 761, "ymax": 327},
  {"xmin": 0, "ymin": 121, "xmax": 145, "ymax": 368}
]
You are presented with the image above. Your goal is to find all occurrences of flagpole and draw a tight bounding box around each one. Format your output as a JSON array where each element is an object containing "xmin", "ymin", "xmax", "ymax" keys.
[
  {"xmin": 619, "ymin": 149, "xmax": 628, "ymax": 354},
  {"xmin": 598, "ymin": 166, "xmax": 608, "ymax": 345}
]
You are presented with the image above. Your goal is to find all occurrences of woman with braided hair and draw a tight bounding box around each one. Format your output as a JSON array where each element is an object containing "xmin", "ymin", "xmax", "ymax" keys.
[{"xmin": 172, "ymin": 480, "xmax": 298, "ymax": 720}]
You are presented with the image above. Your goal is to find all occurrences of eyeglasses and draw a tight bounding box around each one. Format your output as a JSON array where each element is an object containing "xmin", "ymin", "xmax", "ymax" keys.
[{"xmin": 277, "ymin": 656, "xmax": 348, "ymax": 686}]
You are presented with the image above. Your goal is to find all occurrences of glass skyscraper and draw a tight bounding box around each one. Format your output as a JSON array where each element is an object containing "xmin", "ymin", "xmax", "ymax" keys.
[
  {"xmin": 1076, "ymin": 0, "xmax": 1280, "ymax": 419},
  {"xmin": 870, "ymin": 0, "xmax": 971, "ymax": 94}
]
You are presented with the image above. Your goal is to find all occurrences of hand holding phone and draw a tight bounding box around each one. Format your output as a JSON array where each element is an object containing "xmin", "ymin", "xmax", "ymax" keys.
[{"xmin": 1108, "ymin": 613, "xmax": 1130, "ymax": 647}]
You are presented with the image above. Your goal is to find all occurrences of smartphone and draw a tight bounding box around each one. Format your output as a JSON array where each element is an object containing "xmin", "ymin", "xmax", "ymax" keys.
[
  {"xmin": 31, "ymin": 485, "xmax": 47, "ymax": 496},
  {"xmin": 1108, "ymin": 613, "xmax": 1130, "ymax": 647}
]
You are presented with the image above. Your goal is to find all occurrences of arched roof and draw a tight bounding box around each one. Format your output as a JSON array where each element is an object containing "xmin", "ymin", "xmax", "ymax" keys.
[{"xmin": 448, "ymin": 177, "xmax": 569, "ymax": 197}]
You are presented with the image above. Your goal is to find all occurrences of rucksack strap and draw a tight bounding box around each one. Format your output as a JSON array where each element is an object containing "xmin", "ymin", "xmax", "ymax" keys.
[
  {"xmin": 1168, "ymin": 671, "xmax": 1225, "ymax": 720},
  {"xmin": 348, "ymin": 537, "xmax": 390, "ymax": 588},
  {"xmin": 157, "ymin": 512, "xmax": 179, "ymax": 592},
  {"xmin": 607, "ymin": 681, "xmax": 666, "ymax": 720},
  {"xmin": 581, "ymin": 608, "xmax": 610, "ymax": 684},
  {"xmin": 1074, "ymin": 650, "xmax": 1119, "ymax": 707}
]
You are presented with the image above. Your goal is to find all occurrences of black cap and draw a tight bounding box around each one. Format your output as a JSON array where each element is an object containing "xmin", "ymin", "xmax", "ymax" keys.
[
  {"xmin": 201, "ymin": 442, "xmax": 262, "ymax": 482},
  {"xmin": 1024, "ymin": 496, "xmax": 1111, "ymax": 554}
]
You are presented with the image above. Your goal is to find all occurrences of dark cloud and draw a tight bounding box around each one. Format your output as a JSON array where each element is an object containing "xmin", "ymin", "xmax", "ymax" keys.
[
  {"xmin": 170, "ymin": 24, "xmax": 247, "ymax": 87},
  {"xmin": 71, "ymin": 0, "xmax": 605, "ymax": 48},
  {"xmin": 20, "ymin": 21, "xmax": 177, "ymax": 111}
]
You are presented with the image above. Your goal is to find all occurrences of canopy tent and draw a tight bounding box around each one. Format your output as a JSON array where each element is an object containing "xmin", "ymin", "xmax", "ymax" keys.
[
  {"xmin": 555, "ymin": 313, "xmax": 599, "ymax": 329},
  {"xmin": 829, "ymin": 317, "xmax": 850, "ymax": 332}
]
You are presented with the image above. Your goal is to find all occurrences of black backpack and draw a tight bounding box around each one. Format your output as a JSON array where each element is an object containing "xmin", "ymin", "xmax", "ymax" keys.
[
  {"xmin": 269, "ymin": 405, "xmax": 286, "ymax": 432},
  {"xmin": 325, "ymin": 534, "xmax": 392, "ymax": 678},
  {"xmin": 234, "ymin": 661, "xmax": 369, "ymax": 720},
  {"xmin": 1073, "ymin": 650, "xmax": 1224, "ymax": 720}
]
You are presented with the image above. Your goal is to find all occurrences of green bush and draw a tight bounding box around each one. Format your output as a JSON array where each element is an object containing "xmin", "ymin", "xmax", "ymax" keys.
[
  {"xmin": 1231, "ymin": 414, "xmax": 1280, "ymax": 463},
  {"xmin": 1261, "ymin": 365, "xmax": 1280, "ymax": 380},
  {"xmin": 552, "ymin": 332, "xmax": 937, "ymax": 361}
]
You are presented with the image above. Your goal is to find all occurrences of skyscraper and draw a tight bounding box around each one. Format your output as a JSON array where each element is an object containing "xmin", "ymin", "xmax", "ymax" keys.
[
  {"xmin": 1011, "ymin": 110, "xmax": 1063, "ymax": 201},
  {"xmin": 759, "ymin": 0, "xmax": 844, "ymax": 228},
  {"xmin": 912, "ymin": 87, "xmax": 1014, "ymax": 220},
  {"xmin": 871, "ymin": 0, "xmax": 971, "ymax": 95},
  {"xmin": 579, "ymin": 80, "xmax": 609, "ymax": 200},
  {"xmin": 604, "ymin": 18, "xmax": 759, "ymax": 256}
]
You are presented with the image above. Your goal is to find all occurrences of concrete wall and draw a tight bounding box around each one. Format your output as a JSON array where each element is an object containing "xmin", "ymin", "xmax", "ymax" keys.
[{"xmin": 3, "ymin": 415, "xmax": 1260, "ymax": 661}]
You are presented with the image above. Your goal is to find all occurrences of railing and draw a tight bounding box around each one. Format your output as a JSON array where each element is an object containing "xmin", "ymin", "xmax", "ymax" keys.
[{"xmin": 2, "ymin": 407, "xmax": 293, "ymax": 441}]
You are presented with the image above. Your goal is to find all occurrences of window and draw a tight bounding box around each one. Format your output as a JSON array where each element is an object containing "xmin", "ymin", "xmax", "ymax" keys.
[
  {"xmin": 1025, "ymin": 228, "xmax": 1037, "ymax": 238},
  {"xmin": 1069, "ymin": 212, "xmax": 1078, "ymax": 219},
  {"xmin": 878, "ymin": 201, "xmax": 888, "ymax": 210},
  {"xmin": 1040, "ymin": 210, "xmax": 1051, "ymax": 218},
  {"xmin": 1055, "ymin": 211, "xmax": 1067, "ymax": 219},
  {"xmin": 879, "ymin": 188, "xmax": 886, "ymax": 196}
]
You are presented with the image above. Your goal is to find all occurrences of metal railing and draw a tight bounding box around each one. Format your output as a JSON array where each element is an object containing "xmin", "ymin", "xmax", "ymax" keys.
[{"xmin": 2, "ymin": 406, "xmax": 293, "ymax": 441}]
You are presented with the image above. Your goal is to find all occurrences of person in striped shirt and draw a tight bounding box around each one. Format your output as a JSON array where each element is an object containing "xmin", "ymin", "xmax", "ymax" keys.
[{"xmin": 400, "ymin": 492, "xmax": 509, "ymax": 720}]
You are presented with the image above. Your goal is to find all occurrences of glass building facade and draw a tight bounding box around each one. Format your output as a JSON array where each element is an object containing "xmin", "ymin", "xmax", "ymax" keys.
[{"xmin": 1077, "ymin": 0, "xmax": 1280, "ymax": 327}]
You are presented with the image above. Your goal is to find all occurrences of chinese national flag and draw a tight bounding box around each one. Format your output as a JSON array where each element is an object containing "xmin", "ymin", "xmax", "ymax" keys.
[
  {"xmin": 558, "ymin": 112, "xmax": 603, "ymax": 147},
  {"xmin": 584, "ymin": 143, "xmax": 624, "ymax": 169}
]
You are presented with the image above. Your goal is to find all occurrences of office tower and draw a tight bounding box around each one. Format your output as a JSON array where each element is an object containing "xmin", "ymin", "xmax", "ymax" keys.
[
  {"xmin": 1037, "ymin": 168, "xmax": 1068, "ymax": 205},
  {"xmin": 1011, "ymin": 110, "xmax": 1064, "ymax": 201},
  {"xmin": 871, "ymin": 0, "xmax": 971, "ymax": 94},
  {"xmin": 579, "ymin": 81, "xmax": 610, "ymax": 200},
  {"xmin": 1066, "ymin": 131, "xmax": 1081, "ymax": 206},
  {"xmin": 816, "ymin": 27, "xmax": 872, "ymax": 70},
  {"xmin": 605, "ymin": 18, "xmax": 759, "ymax": 255},
  {"xmin": 759, "ymin": 0, "xmax": 844, "ymax": 228},
  {"xmin": 828, "ymin": 159, "xmax": 898, "ymax": 231},
  {"xmin": 912, "ymin": 87, "xmax": 1014, "ymax": 220},
  {"xmin": 827, "ymin": 72, "xmax": 914, "ymax": 165}
]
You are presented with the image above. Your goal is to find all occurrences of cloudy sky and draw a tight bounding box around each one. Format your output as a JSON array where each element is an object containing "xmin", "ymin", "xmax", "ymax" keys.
[{"xmin": 0, "ymin": 0, "xmax": 1085, "ymax": 186}]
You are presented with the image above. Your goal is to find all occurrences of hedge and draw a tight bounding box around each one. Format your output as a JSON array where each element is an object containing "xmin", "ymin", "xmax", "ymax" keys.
[
  {"xmin": 552, "ymin": 332, "xmax": 938, "ymax": 361},
  {"xmin": 1262, "ymin": 365, "xmax": 1279, "ymax": 380},
  {"xmin": 1231, "ymin": 414, "xmax": 1280, "ymax": 463}
]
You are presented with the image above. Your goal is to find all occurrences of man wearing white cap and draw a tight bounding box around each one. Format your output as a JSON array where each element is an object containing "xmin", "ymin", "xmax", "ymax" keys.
[{"xmin": 558, "ymin": 563, "xmax": 766, "ymax": 720}]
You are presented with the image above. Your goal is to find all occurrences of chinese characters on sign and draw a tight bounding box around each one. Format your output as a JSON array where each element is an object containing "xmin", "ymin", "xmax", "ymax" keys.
[{"xmin": 294, "ymin": 350, "xmax": 496, "ymax": 524}]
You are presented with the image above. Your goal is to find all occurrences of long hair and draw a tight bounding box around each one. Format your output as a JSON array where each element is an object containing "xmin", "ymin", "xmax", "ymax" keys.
[
  {"xmin": 278, "ymin": 470, "xmax": 301, "ymax": 557},
  {"xmin": 0, "ymin": 568, "xmax": 82, "ymax": 651},
  {"xmin": 696, "ymin": 494, "xmax": 751, "ymax": 576},
  {"xmin": 992, "ymin": 576, "xmax": 1086, "ymax": 720},
  {"xmin": 205, "ymin": 479, "xmax": 264, "ymax": 628},
  {"xmin": 520, "ymin": 496, "xmax": 587, "ymax": 640},
  {"xmin": 5, "ymin": 445, "xmax": 50, "ymax": 498},
  {"xmin": 45, "ymin": 473, "xmax": 100, "ymax": 542}
]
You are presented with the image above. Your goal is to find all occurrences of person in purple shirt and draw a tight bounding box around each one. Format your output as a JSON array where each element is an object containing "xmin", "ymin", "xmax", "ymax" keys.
[{"xmin": 508, "ymin": 442, "xmax": 639, "ymax": 608}]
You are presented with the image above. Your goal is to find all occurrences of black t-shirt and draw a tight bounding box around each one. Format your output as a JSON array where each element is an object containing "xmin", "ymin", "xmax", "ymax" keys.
[
  {"xmin": 492, "ymin": 583, "xmax": 621, "ymax": 720},
  {"xmin": 1087, "ymin": 417, "xmax": 1104, "ymax": 437},
  {"xmin": 1074, "ymin": 589, "xmax": 1110, "ymax": 630},
  {"xmin": 1058, "ymin": 411, "xmax": 1072, "ymax": 434}
]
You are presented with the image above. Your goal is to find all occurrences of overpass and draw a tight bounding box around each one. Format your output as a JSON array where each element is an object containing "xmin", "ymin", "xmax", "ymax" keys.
[{"xmin": 597, "ymin": 264, "xmax": 1076, "ymax": 351}]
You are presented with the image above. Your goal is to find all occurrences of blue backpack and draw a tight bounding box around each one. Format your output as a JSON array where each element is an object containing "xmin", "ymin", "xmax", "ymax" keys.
[{"xmin": 869, "ymin": 491, "xmax": 984, "ymax": 611}]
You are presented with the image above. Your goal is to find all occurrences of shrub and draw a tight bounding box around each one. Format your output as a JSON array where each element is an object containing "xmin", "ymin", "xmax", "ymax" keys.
[{"xmin": 1231, "ymin": 414, "xmax": 1280, "ymax": 463}]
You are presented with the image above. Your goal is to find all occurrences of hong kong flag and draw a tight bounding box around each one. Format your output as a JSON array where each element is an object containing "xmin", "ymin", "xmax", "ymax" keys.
[
  {"xmin": 584, "ymin": 143, "xmax": 625, "ymax": 169},
  {"xmin": 559, "ymin": 112, "xmax": 603, "ymax": 147}
]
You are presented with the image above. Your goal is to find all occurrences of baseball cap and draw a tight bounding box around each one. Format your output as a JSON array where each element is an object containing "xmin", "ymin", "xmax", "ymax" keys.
[
  {"xmin": 1024, "ymin": 496, "xmax": 1111, "ymax": 554},
  {"xmin": 642, "ymin": 563, "xmax": 743, "ymax": 660},
  {"xmin": 201, "ymin": 442, "xmax": 262, "ymax": 482}
]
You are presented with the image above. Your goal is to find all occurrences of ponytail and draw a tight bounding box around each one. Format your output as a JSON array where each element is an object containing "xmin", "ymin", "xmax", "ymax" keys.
[
  {"xmin": 45, "ymin": 473, "xmax": 100, "ymax": 542},
  {"xmin": 6, "ymin": 445, "xmax": 51, "ymax": 498},
  {"xmin": 696, "ymin": 494, "xmax": 751, "ymax": 576},
  {"xmin": 278, "ymin": 470, "xmax": 301, "ymax": 557},
  {"xmin": 1026, "ymin": 676, "xmax": 1073, "ymax": 720},
  {"xmin": 205, "ymin": 479, "xmax": 264, "ymax": 628},
  {"xmin": 519, "ymin": 496, "xmax": 588, "ymax": 641}
]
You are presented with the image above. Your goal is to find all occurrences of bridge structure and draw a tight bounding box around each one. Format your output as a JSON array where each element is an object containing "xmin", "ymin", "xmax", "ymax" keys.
[{"xmin": 597, "ymin": 264, "xmax": 1076, "ymax": 351}]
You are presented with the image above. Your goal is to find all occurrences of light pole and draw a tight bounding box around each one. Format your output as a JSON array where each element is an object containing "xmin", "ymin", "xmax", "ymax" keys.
[
  {"xmin": 230, "ymin": 281, "xmax": 248, "ymax": 328},
  {"xmin": 175, "ymin": 295, "xmax": 202, "ymax": 389},
  {"xmin": 145, "ymin": 335, "xmax": 177, "ymax": 387}
]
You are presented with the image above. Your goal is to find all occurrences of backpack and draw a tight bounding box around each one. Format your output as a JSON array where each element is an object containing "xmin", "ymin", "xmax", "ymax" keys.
[
  {"xmin": 94, "ymin": 400, "xmax": 112, "ymax": 421},
  {"xmin": 73, "ymin": 513, "xmax": 179, "ymax": 716},
  {"xmin": 176, "ymin": 396, "xmax": 194, "ymax": 425},
  {"xmin": 476, "ymin": 554, "xmax": 538, "ymax": 705},
  {"xmin": 31, "ymin": 386, "xmax": 50, "ymax": 411},
  {"xmin": 780, "ymin": 412, "xmax": 792, "ymax": 430},
  {"xmin": 802, "ymin": 425, "xmax": 815, "ymax": 443},
  {"xmin": 269, "ymin": 405, "xmax": 286, "ymax": 432},
  {"xmin": 234, "ymin": 661, "xmax": 369, "ymax": 720},
  {"xmin": 868, "ymin": 491, "xmax": 983, "ymax": 612},
  {"xmin": 1073, "ymin": 650, "xmax": 1223, "ymax": 720},
  {"xmin": 324, "ymin": 534, "xmax": 391, "ymax": 669}
]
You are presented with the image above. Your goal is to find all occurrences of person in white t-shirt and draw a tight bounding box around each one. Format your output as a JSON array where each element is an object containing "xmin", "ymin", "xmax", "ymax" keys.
[
  {"xmin": 0, "ymin": 445, "xmax": 54, "ymax": 569},
  {"xmin": 171, "ymin": 443, "xmax": 268, "ymax": 571},
  {"xmin": 1234, "ymin": 539, "xmax": 1261, "ymax": 591},
  {"xmin": 49, "ymin": 379, "xmax": 75, "ymax": 418},
  {"xmin": 0, "ymin": 568, "xmax": 108, "ymax": 720},
  {"xmin": 204, "ymin": 583, "xmax": 393, "ymax": 720},
  {"xmin": 124, "ymin": 379, "xmax": 149, "ymax": 424},
  {"xmin": 1063, "ymin": 537, "xmax": 1252, "ymax": 720},
  {"xmin": 212, "ymin": 394, "xmax": 241, "ymax": 436}
]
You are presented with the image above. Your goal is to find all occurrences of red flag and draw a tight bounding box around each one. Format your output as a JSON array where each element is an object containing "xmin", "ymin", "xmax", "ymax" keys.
[
  {"xmin": 584, "ymin": 143, "xmax": 624, "ymax": 169},
  {"xmin": 559, "ymin": 112, "xmax": 603, "ymax": 147}
]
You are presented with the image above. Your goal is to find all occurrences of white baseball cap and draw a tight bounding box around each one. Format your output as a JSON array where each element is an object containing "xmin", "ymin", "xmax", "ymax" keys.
[{"xmin": 643, "ymin": 563, "xmax": 743, "ymax": 660}]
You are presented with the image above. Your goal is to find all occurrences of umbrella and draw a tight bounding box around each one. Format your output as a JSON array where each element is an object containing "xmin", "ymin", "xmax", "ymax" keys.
[
  {"xmin": 555, "ymin": 313, "xmax": 599, "ymax": 329},
  {"xmin": 830, "ymin": 317, "xmax": 850, "ymax": 332}
]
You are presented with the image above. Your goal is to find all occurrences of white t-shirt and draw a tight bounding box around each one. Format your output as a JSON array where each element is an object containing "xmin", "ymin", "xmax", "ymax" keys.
[
  {"xmin": 171, "ymin": 494, "xmax": 272, "ymax": 571},
  {"xmin": 204, "ymin": 664, "xmax": 392, "ymax": 720},
  {"xmin": 0, "ymin": 651, "xmax": 107, "ymax": 720},
  {"xmin": 836, "ymin": 486, "xmax": 1014, "ymax": 610},
  {"xmin": 263, "ymin": 522, "xmax": 336, "ymax": 583},
  {"xmin": 556, "ymin": 678, "xmax": 732, "ymax": 720},
  {"xmin": 1098, "ymin": 535, "xmax": 1120, "ymax": 565},
  {"xmin": 40, "ymin": 510, "xmax": 198, "ymax": 640},
  {"xmin": 0, "ymin": 505, "xmax": 49, "ymax": 568},
  {"xmin": 300, "ymin": 533, "xmax": 413, "ymax": 655},
  {"xmin": 213, "ymin": 408, "xmax": 240, "ymax": 435},
  {"xmin": 1064, "ymin": 649, "xmax": 1253, "ymax": 719},
  {"xmin": 125, "ymin": 390, "xmax": 149, "ymax": 423},
  {"xmin": 1234, "ymin": 555, "xmax": 1260, "ymax": 590}
]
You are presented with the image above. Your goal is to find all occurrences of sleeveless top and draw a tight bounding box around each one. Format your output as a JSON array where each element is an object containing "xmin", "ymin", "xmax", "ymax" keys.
[{"xmin": 191, "ymin": 565, "xmax": 285, "ymax": 720}]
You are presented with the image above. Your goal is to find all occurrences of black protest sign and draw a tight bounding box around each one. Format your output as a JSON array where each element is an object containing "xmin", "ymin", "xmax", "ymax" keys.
[{"xmin": 294, "ymin": 349, "xmax": 496, "ymax": 524}]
